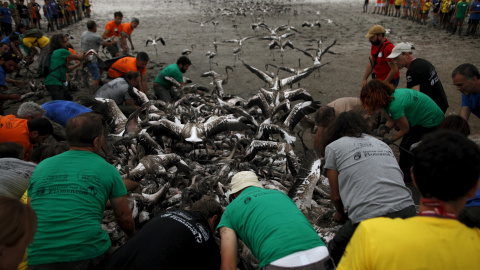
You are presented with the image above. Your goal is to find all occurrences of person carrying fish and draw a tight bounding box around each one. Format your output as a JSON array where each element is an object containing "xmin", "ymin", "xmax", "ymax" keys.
[{"xmin": 218, "ymin": 171, "xmax": 335, "ymax": 270}]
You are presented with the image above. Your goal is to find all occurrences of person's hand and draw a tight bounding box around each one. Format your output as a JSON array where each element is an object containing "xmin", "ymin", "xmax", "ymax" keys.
[
  {"xmin": 382, "ymin": 137, "xmax": 393, "ymax": 145},
  {"xmin": 131, "ymin": 45, "xmax": 135, "ymax": 50},
  {"xmin": 373, "ymin": 124, "xmax": 391, "ymax": 137},
  {"xmin": 333, "ymin": 211, "xmax": 347, "ymax": 223},
  {"xmin": 9, "ymin": 94, "xmax": 21, "ymax": 100},
  {"xmin": 15, "ymin": 81, "xmax": 26, "ymax": 87}
]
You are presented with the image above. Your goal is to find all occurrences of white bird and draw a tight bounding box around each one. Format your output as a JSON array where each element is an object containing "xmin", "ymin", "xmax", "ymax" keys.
[
  {"xmin": 201, "ymin": 66, "xmax": 234, "ymax": 98},
  {"xmin": 188, "ymin": 18, "xmax": 214, "ymax": 27},
  {"xmin": 182, "ymin": 44, "xmax": 196, "ymax": 56},
  {"xmin": 145, "ymin": 35, "xmax": 166, "ymax": 56}
]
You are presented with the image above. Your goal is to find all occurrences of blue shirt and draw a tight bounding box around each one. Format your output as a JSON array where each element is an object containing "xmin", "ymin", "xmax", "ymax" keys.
[
  {"xmin": 0, "ymin": 65, "xmax": 6, "ymax": 87},
  {"xmin": 0, "ymin": 7, "xmax": 12, "ymax": 24},
  {"xmin": 41, "ymin": 100, "xmax": 92, "ymax": 126},
  {"xmin": 466, "ymin": 186, "xmax": 480, "ymax": 207},
  {"xmin": 471, "ymin": 1, "xmax": 480, "ymax": 20},
  {"xmin": 48, "ymin": 0, "xmax": 57, "ymax": 15},
  {"xmin": 1, "ymin": 36, "xmax": 11, "ymax": 49},
  {"xmin": 43, "ymin": 4, "xmax": 53, "ymax": 19},
  {"xmin": 461, "ymin": 92, "xmax": 480, "ymax": 119}
]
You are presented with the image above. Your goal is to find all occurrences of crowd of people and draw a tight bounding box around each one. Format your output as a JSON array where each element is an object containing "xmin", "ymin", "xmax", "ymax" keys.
[
  {"xmin": 364, "ymin": 0, "xmax": 480, "ymax": 36},
  {"xmin": 0, "ymin": 2, "xmax": 478, "ymax": 269}
]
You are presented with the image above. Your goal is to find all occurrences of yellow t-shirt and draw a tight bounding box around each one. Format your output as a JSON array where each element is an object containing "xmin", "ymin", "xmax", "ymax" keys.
[
  {"xmin": 17, "ymin": 191, "xmax": 28, "ymax": 270},
  {"xmin": 423, "ymin": 2, "xmax": 432, "ymax": 11},
  {"xmin": 442, "ymin": 0, "xmax": 452, "ymax": 13},
  {"xmin": 338, "ymin": 216, "xmax": 480, "ymax": 270},
  {"xmin": 395, "ymin": 0, "xmax": 403, "ymax": 5},
  {"xmin": 22, "ymin": 36, "xmax": 50, "ymax": 49}
]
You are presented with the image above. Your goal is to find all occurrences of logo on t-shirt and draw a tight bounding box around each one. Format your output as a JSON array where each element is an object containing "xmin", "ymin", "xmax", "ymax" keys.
[
  {"xmin": 354, "ymin": 152, "xmax": 362, "ymax": 160},
  {"xmin": 244, "ymin": 196, "xmax": 251, "ymax": 205}
]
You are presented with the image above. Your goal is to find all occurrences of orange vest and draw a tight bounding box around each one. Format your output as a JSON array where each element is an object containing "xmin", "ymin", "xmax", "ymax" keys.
[{"xmin": 104, "ymin": 20, "xmax": 123, "ymax": 38}]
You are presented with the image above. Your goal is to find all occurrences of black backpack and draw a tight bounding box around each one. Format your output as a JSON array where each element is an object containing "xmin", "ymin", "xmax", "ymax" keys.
[
  {"xmin": 37, "ymin": 50, "xmax": 66, "ymax": 79},
  {"xmin": 22, "ymin": 28, "xmax": 43, "ymax": 39}
]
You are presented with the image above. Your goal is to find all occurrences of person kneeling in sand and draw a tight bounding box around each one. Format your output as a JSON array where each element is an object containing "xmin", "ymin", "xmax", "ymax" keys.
[{"xmin": 94, "ymin": 71, "xmax": 141, "ymax": 116}]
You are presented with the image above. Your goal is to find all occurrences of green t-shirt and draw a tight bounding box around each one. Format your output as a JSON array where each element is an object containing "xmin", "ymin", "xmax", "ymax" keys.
[
  {"xmin": 44, "ymin": 48, "xmax": 71, "ymax": 86},
  {"xmin": 154, "ymin": 63, "xmax": 183, "ymax": 87},
  {"xmin": 455, "ymin": 1, "xmax": 470, "ymax": 18},
  {"xmin": 27, "ymin": 150, "xmax": 127, "ymax": 265},
  {"xmin": 385, "ymin": 88, "xmax": 444, "ymax": 128},
  {"xmin": 217, "ymin": 187, "xmax": 325, "ymax": 269}
]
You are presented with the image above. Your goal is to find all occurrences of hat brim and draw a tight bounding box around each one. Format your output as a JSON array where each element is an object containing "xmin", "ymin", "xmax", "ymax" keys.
[
  {"xmin": 387, "ymin": 51, "xmax": 402, "ymax": 59},
  {"xmin": 365, "ymin": 33, "xmax": 375, "ymax": 38}
]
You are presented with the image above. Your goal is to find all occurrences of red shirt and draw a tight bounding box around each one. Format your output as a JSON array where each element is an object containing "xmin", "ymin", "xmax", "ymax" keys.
[
  {"xmin": 370, "ymin": 38, "xmax": 400, "ymax": 81},
  {"xmin": 104, "ymin": 20, "xmax": 123, "ymax": 38}
]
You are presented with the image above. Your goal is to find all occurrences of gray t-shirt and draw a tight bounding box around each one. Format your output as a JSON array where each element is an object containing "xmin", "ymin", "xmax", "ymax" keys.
[
  {"xmin": 0, "ymin": 158, "xmax": 36, "ymax": 199},
  {"xmin": 324, "ymin": 134, "xmax": 414, "ymax": 223},
  {"xmin": 93, "ymin": 77, "xmax": 133, "ymax": 105},
  {"xmin": 81, "ymin": 30, "xmax": 104, "ymax": 62}
]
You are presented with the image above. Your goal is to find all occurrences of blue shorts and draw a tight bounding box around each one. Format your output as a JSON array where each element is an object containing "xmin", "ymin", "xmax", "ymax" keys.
[{"xmin": 87, "ymin": 61, "xmax": 101, "ymax": 80}]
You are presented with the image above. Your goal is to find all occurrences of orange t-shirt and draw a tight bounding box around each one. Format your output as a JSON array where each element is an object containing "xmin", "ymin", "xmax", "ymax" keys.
[
  {"xmin": 122, "ymin": 23, "xmax": 134, "ymax": 36},
  {"xmin": 67, "ymin": 47, "xmax": 77, "ymax": 63},
  {"xmin": 31, "ymin": 6, "xmax": 37, "ymax": 19},
  {"xmin": 67, "ymin": 0, "xmax": 75, "ymax": 11},
  {"xmin": 108, "ymin": 56, "xmax": 146, "ymax": 78},
  {"xmin": 0, "ymin": 115, "xmax": 31, "ymax": 160},
  {"xmin": 104, "ymin": 20, "xmax": 124, "ymax": 38}
]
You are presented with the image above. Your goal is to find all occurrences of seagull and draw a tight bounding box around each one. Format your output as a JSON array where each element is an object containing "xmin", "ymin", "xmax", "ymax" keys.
[
  {"xmin": 212, "ymin": 20, "xmax": 219, "ymax": 31},
  {"xmin": 302, "ymin": 21, "xmax": 321, "ymax": 28}
]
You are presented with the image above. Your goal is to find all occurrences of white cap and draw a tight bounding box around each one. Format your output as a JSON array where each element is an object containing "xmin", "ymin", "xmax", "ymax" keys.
[
  {"xmin": 387, "ymin": 43, "xmax": 414, "ymax": 59},
  {"xmin": 230, "ymin": 171, "xmax": 262, "ymax": 194}
]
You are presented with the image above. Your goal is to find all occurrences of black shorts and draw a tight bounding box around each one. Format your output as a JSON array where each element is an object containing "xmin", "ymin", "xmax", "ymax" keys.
[
  {"xmin": 53, "ymin": 14, "xmax": 58, "ymax": 19},
  {"xmin": 469, "ymin": 18, "xmax": 480, "ymax": 26},
  {"xmin": 395, "ymin": 5, "xmax": 401, "ymax": 9},
  {"xmin": 32, "ymin": 18, "xmax": 38, "ymax": 23}
]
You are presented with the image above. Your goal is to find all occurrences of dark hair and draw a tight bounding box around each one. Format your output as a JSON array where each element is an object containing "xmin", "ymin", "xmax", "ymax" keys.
[
  {"xmin": 86, "ymin": 20, "xmax": 96, "ymax": 30},
  {"xmin": 15, "ymin": 23, "xmax": 26, "ymax": 33},
  {"xmin": 40, "ymin": 142, "xmax": 70, "ymax": 161},
  {"xmin": 30, "ymin": 144, "xmax": 48, "ymax": 163},
  {"xmin": 360, "ymin": 79, "xmax": 395, "ymax": 113},
  {"xmin": 48, "ymin": 33, "xmax": 66, "ymax": 53},
  {"xmin": 315, "ymin": 106, "xmax": 335, "ymax": 127},
  {"xmin": 438, "ymin": 115, "xmax": 470, "ymax": 136},
  {"xmin": 412, "ymin": 130, "xmax": 480, "ymax": 201},
  {"xmin": 136, "ymin": 52, "xmax": 149, "ymax": 62},
  {"xmin": 452, "ymin": 63, "xmax": 480, "ymax": 80},
  {"xmin": 0, "ymin": 142, "xmax": 24, "ymax": 159},
  {"xmin": 177, "ymin": 56, "xmax": 192, "ymax": 66},
  {"xmin": 125, "ymin": 71, "xmax": 140, "ymax": 81},
  {"xmin": 66, "ymin": 112, "xmax": 104, "ymax": 147},
  {"xmin": 114, "ymin": 11, "xmax": 123, "ymax": 18},
  {"xmin": 9, "ymin": 33, "xmax": 19, "ymax": 42},
  {"xmin": 27, "ymin": 118, "xmax": 53, "ymax": 136},
  {"xmin": 1, "ymin": 52, "xmax": 21, "ymax": 63},
  {"xmin": 321, "ymin": 111, "xmax": 372, "ymax": 156},
  {"xmin": 0, "ymin": 196, "xmax": 37, "ymax": 247},
  {"xmin": 190, "ymin": 196, "xmax": 223, "ymax": 223},
  {"xmin": 0, "ymin": 42, "xmax": 9, "ymax": 48}
]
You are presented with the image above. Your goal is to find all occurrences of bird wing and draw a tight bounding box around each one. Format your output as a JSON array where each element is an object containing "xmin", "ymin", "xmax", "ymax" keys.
[
  {"xmin": 295, "ymin": 48, "xmax": 314, "ymax": 60},
  {"xmin": 282, "ymin": 40, "xmax": 294, "ymax": 49},
  {"xmin": 283, "ymin": 101, "xmax": 321, "ymax": 130},
  {"xmin": 147, "ymin": 119, "xmax": 184, "ymax": 141},
  {"xmin": 256, "ymin": 123, "xmax": 296, "ymax": 144},
  {"xmin": 242, "ymin": 61, "xmax": 274, "ymax": 86},
  {"xmin": 188, "ymin": 19, "xmax": 200, "ymax": 24},
  {"xmin": 320, "ymin": 40, "xmax": 337, "ymax": 58},
  {"xmin": 259, "ymin": 88, "xmax": 275, "ymax": 104},
  {"xmin": 201, "ymin": 70, "xmax": 220, "ymax": 78},
  {"xmin": 145, "ymin": 38, "xmax": 153, "ymax": 47},
  {"xmin": 204, "ymin": 116, "xmax": 250, "ymax": 138},
  {"xmin": 247, "ymin": 93, "xmax": 270, "ymax": 118},
  {"xmin": 245, "ymin": 140, "xmax": 279, "ymax": 160},
  {"xmin": 204, "ymin": 18, "xmax": 215, "ymax": 23},
  {"xmin": 222, "ymin": 39, "xmax": 239, "ymax": 43},
  {"xmin": 289, "ymin": 26, "xmax": 301, "ymax": 34},
  {"xmin": 155, "ymin": 36, "xmax": 166, "ymax": 46},
  {"xmin": 288, "ymin": 150, "xmax": 320, "ymax": 200},
  {"xmin": 283, "ymin": 88, "xmax": 314, "ymax": 102},
  {"xmin": 279, "ymin": 33, "xmax": 295, "ymax": 39},
  {"xmin": 241, "ymin": 36, "xmax": 254, "ymax": 42}
]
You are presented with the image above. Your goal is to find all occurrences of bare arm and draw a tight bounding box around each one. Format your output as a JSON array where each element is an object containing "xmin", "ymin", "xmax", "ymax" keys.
[
  {"xmin": 362, "ymin": 56, "xmax": 373, "ymax": 87},
  {"xmin": 390, "ymin": 116, "xmax": 410, "ymax": 142},
  {"xmin": 313, "ymin": 126, "xmax": 326, "ymax": 157},
  {"xmin": 128, "ymin": 36, "xmax": 134, "ymax": 50},
  {"xmin": 383, "ymin": 60, "xmax": 398, "ymax": 85},
  {"xmin": 410, "ymin": 84, "xmax": 420, "ymax": 91},
  {"xmin": 327, "ymin": 169, "xmax": 346, "ymax": 223},
  {"xmin": 102, "ymin": 29, "xmax": 111, "ymax": 40},
  {"xmin": 460, "ymin": 106, "xmax": 471, "ymax": 121},
  {"xmin": 140, "ymin": 73, "xmax": 148, "ymax": 95},
  {"xmin": 220, "ymin": 226, "xmax": 238, "ymax": 270},
  {"xmin": 111, "ymin": 195, "xmax": 136, "ymax": 239}
]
